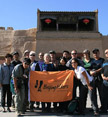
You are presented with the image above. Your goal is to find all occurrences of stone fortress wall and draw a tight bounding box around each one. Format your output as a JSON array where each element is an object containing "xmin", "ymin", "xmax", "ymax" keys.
[
  {"xmin": 0, "ymin": 26, "xmax": 108, "ymax": 63},
  {"xmin": 0, "ymin": 27, "xmax": 36, "ymax": 63},
  {"xmin": 36, "ymin": 31, "xmax": 108, "ymax": 59}
]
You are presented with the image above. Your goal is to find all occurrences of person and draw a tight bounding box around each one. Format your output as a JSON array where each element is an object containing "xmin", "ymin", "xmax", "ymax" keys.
[
  {"xmin": 11, "ymin": 51, "xmax": 22, "ymax": 108},
  {"xmin": 49, "ymin": 50, "xmax": 59, "ymax": 69},
  {"xmin": 71, "ymin": 58, "xmax": 99, "ymax": 115},
  {"xmin": 57, "ymin": 57, "xmax": 69, "ymax": 71},
  {"xmin": 66, "ymin": 50, "xmax": 84, "ymax": 99},
  {"xmin": 83, "ymin": 49, "xmax": 94, "ymax": 75},
  {"xmin": 29, "ymin": 51, "xmax": 40, "ymax": 111},
  {"xmin": 62, "ymin": 50, "xmax": 70, "ymax": 62},
  {"xmin": 23, "ymin": 50, "xmax": 30, "ymax": 58},
  {"xmin": 57, "ymin": 57, "xmax": 69, "ymax": 112},
  {"xmin": 90, "ymin": 48, "xmax": 104, "ymax": 111},
  {"xmin": 38, "ymin": 52, "xmax": 44, "ymax": 71},
  {"xmin": 12, "ymin": 58, "xmax": 31, "ymax": 115},
  {"xmin": 100, "ymin": 49, "xmax": 108, "ymax": 114},
  {"xmin": 66, "ymin": 49, "xmax": 84, "ymax": 68},
  {"xmin": 12, "ymin": 51, "xmax": 22, "ymax": 67},
  {"xmin": 82, "ymin": 49, "xmax": 95, "ymax": 110},
  {"xmin": 41, "ymin": 53, "xmax": 55, "ymax": 112},
  {"xmin": 0, "ymin": 53, "xmax": 14, "ymax": 112}
]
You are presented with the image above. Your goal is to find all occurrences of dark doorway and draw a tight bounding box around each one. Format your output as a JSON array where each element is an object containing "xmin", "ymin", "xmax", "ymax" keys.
[{"xmin": 59, "ymin": 24, "xmax": 76, "ymax": 31}]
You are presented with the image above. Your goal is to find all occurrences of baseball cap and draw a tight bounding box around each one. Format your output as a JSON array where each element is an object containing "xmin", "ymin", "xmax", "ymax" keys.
[
  {"xmin": 92, "ymin": 48, "xmax": 99, "ymax": 53},
  {"xmin": 49, "ymin": 50, "xmax": 56, "ymax": 54},
  {"xmin": 83, "ymin": 49, "xmax": 90, "ymax": 54},
  {"xmin": 12, "ymin": 51, "xmax": 19, "ymax": 55}
]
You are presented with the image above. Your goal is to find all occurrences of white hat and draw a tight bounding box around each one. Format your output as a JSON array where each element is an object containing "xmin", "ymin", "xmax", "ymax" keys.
[{"xmin": 29, "ymin": 51, "xmax": 36, "ymax": 56}]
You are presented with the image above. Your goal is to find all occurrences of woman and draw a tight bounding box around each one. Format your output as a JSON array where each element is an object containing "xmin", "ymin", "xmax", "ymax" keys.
[
  {"xmin": 57, "ymin": 57, "xmax": 69, "ymax": 71},
  {"xmin": 57, "ymin": 57, "xmax": 69, "ymax": 112},
  {"xmin": 83, "ymin": 49, "xmax": 94, "ymax": 74},
  {"xmin": 71, "ymin": 58, "xmax": 99, "ymax": 115},
  {"xmin": 41, "ymin": 53, "xmax": 55, "ymax": 112}
]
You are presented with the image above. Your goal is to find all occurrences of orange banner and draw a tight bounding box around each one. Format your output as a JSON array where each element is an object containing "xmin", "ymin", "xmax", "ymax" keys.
[{"xmin": 29, "ymin": 70, "xmax": 74, "ymax": 102}]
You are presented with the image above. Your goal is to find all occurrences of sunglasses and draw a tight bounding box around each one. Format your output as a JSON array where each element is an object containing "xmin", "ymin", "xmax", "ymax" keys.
[
  {"xmin": 30, "ymin": 54, "xmax": 35, "ymax": 56},
  {"xmin": 71, "ymin": 53, "xmax": 77, "ymax": 55},
  {"xmin": 24, "ymin": 63, "xmax": 30, "ymax": 65},
  {"xmin": 105, "ymin": 52, "xmax": 108, "ymax": 54}
]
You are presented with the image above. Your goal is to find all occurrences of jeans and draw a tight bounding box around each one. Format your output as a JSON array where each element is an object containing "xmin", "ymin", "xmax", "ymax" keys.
[
  {"xmin": 89, "ymin": 81, "xmax": 99, "ymax": 112},
  {"xmin": 1, "ymin": 84, "xmax": 12, "ymax": 107},
  {"xmin": 101, "ymin": 83, "xmax": 108, "ymax": 112}
]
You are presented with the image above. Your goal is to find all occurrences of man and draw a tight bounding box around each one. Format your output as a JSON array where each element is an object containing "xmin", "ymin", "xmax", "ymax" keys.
[
  {"xmin": 66, "ymin": 49, "xmax": 84, "ymax": 69},
  {"xmin": 29, "ymin": 51, "xmax": 40, "ymax": 111},
  {"xmin": 12, "ymin": 58, "xmax": 31, "ymax": 115},
  {"xmin": 90, "ymin": 48, "xmax": 104, "ymax": 113},
  {"xmin": 12, "ymin": 51, "xmax": 22, "ymax": 67},
  {"xmin": 0, "ymin": 53, "xmax": 14, "ymax": 112},
  {"xmin": 62, "ymin": 50, "xmax": 70, "ymax": 62},
  {"xmin": 101, "ymin": 49, "xmax": 108, "ymax": 114},
  {"xmin": 49, "ymin": 50, "xmax": 59, "ymax": 69},
  {"xmin": 38, "ymin": 52, "xmax": 44, "ymax": 71},
  {"xmin": 11, "ymin": 51, "xmax": 22, "ymax": 108}
]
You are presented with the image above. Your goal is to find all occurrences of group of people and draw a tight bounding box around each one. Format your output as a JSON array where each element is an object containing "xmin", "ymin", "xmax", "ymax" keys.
[{"xmin": 0, "ymin": 48, "xmax": 108, "ymax": 116}]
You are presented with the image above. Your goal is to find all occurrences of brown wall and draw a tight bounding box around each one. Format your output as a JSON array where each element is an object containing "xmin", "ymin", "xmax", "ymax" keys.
[
  {"xmin": 0, "ymin": 28, "xmax": 37, "ymax": 60},
  {"xmin": 36, "ymin": 31, "xmax": 106, "ymax": 59}
]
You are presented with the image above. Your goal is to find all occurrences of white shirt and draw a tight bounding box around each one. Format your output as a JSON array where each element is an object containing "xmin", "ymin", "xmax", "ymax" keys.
[
  {"xmin": 75, "ymin": 66, "xmax": 93, "ymax": 85},
  {"xmin": 30, "ymin": 62, "xmax": 37, "ymax": 71}
]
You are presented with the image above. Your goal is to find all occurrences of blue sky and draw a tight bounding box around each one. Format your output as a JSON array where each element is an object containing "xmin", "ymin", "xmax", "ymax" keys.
[{"xmin": 0, "ymin": 0, "xmax": 108, "ymax": 35}]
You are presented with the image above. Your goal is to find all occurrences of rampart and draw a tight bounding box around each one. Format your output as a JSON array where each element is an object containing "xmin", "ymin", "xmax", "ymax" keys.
[{"xmin": 0, "ymin": 27, "xmax": 36, "ymax": 63}]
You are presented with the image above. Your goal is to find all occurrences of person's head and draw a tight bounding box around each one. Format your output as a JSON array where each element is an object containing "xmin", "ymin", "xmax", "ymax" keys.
[
  {"xmin": 24, "ymin": 50, "xmax": 30, "ymax": 58},
  {"xmin": 12, "ymin": 51, "xmax": 20, "ymax": 61},
  {"xmin": 71, "ymin": 58, "xmax": 80, "ymax": 69},
  {"xmin": 49, "ymin": 50, "xmax": 56, "ymax": 60},
  {"xmin": 5, "ymin": 53, "xmax": 13, "ymax": 64},
  {"xmin": 22, "ymin": 58, "xmax": 31, "ymax": 69},
  {"xmin": 29, "ymin": 51, "xmax": 36, "ymax": 62},
  {"xmin": 71, "ymin": 50, "xmax": 78, "ymax": 59},
  {"xmin": 83, "ymin": 49, "xmax": 90, "ymax": 59},
  {"xmin": 92, "ymin": 48, "xmax": 100, "ymax": 59},
  {"xmin": 105, "ymin": 49, "xmax": 108, "ymax": 59},
  {"xmin": 38, "ymin": 52, "xmax": 44, "ymax": 61},
  {"xmin": 63, "ymin": 50, "xmax": 70, "ymax": 59},
  {"xmin": 44, "ymin": 53, "xmax": 51, "ymax": 64},
  {"xmin": 60, "ymin": 57, "xmax": 67, "ymax": 65}
]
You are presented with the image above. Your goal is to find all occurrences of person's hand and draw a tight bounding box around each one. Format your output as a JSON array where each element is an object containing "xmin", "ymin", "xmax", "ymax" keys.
[
  {"xmin": 88, "ymin": 85, "xmax": 93, "ymax": 91},
  {"xmin": 23, "ymin": 74, "xmax": 28, "ymax": 79},
  {"xmin": 103, "ymin": 76, "xmax": 108, "ymax": 81},
  {"xmin": 90, "ymin": 71, "xmax": 96, "ymax": 76},
  {"xmin": 14, "ymin": 87, "xmax": 19, "ymax": 93}
]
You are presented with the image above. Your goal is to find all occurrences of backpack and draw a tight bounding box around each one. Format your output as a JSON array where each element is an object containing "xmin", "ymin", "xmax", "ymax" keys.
[{"xmin": 68, "ymin": 97, "xmax": 79, "ymax": 114}]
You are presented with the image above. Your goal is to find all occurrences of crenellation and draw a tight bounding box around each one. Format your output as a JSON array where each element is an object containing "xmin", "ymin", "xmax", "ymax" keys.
[
  {"xmin": 7, "ymin": 27, "xmax": 14, "ymax": 30},
  {"xmin": 0, "ymin": 27, "xmax": 5, "ymax": 30}
]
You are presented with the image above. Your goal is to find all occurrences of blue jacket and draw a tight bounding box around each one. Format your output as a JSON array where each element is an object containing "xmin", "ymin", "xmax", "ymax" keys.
[{"xmin": 0, "ymin": 63, "xmax": 14, "ymax": 84}]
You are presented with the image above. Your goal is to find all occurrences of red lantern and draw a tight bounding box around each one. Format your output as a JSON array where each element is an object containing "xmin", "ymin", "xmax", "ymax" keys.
[
  {"xmin": 83, "ymin": 19, "xmax": 90, "ymax": 24},
  {"xmin": 45, "ymin": 19, "xmax": 51, "ymax": 24}
]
